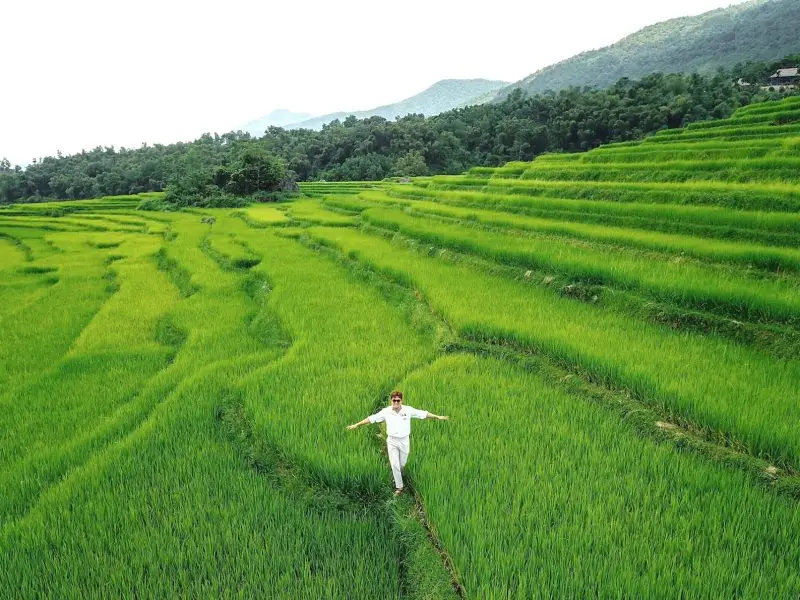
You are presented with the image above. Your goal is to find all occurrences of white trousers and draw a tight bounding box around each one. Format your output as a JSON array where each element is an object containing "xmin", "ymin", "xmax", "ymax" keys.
[{"xmin": 387, "ymin": 436, "xmax": 410, "ymax": 489}]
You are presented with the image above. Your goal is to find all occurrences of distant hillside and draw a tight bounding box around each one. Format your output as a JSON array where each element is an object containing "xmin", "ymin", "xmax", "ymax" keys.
[
  {"xmin": 497, "ymin": 0, "xmax": 800, "ymax": 99},
  {"xmin": 242, "ymin": 109, "xmax": 313, "ymax": 136},
  {"xmin": 283, "ymin": 79, "xmax": 508, "ymax": 131}
]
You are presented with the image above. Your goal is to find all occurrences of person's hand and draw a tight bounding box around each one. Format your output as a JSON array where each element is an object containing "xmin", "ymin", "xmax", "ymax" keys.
[
  {"xmin": 438, "ymin": 415, "xmax": 449, "ymax": 421},
  {"xmin": 346, "ymin": 423, "xmax": 358, "ymax": 430}
]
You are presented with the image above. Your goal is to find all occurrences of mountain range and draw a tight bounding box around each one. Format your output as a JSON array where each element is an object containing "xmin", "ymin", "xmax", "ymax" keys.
[
  {"xmin": 242, "ymin": 79, "xmax": 508, "ymax": 135},
  {"xmin": 241, "ymin": 0, "xmax": 798, "ymax": 134},
  {"xmin": 241, "ymin": 109, "xmax": 313, "ymax": 134}
]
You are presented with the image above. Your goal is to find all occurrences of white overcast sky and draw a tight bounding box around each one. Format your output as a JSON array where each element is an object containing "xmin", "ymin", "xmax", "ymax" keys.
[{"xmin": 1, "ymin": 0, "xmax": 748, "ymax": 166}]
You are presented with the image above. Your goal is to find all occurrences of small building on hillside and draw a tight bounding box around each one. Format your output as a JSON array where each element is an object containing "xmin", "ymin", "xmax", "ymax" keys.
[{"xmin": 769, "ymin": 67, "xmax": 799, "ymax": 87}]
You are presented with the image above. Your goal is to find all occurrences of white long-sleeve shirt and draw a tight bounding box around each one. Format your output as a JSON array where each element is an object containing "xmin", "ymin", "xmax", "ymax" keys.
[{"xmin": 368, "ymin": 405, "xmax": 428, "ymax": 438}]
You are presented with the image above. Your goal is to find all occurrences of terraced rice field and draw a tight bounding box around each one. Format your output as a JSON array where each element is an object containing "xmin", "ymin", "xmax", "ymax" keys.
[{"xmin": 2, "ymin": 98, "xmax": 799, "ymax": 598}]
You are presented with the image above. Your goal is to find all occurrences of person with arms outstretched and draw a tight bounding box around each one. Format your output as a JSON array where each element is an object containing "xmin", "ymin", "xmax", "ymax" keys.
[{"xmin": 346, "ymin": 390, "xmax": 448, "ymax": 496}]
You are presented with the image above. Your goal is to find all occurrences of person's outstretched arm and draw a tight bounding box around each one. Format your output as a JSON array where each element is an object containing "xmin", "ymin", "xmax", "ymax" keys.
[
  {"xmin": 348, "ymin": 409, "xmax": 386, "ymax": 430},
  {"xmin": 425, "ymin": 412, "xmax": 448, "ymax": 421},
  {"xmin": 410, "ymin": 407, "xmax": 447, "ymax": 421}
]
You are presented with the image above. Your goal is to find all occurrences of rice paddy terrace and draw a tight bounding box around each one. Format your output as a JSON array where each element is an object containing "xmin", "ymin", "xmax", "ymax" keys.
[{"xmin": 2, "ymin": 97, "xmax": 800, "ymax": 598}]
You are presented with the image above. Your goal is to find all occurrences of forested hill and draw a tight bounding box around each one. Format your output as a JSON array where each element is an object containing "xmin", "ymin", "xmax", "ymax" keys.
[
  {"xmin": 497, "ymin": 0, "xmax": 800, "ymax": 100},
  {"xmin": 1, "ymin": 59, "xmax": 798, "ymax": 203},
  {"xmin": 260, "ymin": 79, "xmax": 509, "ymax": 133}
]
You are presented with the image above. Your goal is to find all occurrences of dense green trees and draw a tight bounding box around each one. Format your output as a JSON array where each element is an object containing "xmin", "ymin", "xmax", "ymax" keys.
[
  {"xmin": 1, "ymin": 59, "xmax": 797, "ymax": 204},
  {"xmin": 160, "ymin": 141, "xmax": 288, "ymax": 208},
  {"xmin": 253, "ymin": 67, "xmax": 794, "ymax": 181}
]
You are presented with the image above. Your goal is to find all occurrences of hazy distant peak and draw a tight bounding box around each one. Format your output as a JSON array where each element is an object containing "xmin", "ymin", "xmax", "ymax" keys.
[
  {"xmin": 241, "ymin": 78, "xmax": 510, "ymax": 133},
  {"xmin": 241, "ymin": 109, "xmax": 314, "ymax": 135}
]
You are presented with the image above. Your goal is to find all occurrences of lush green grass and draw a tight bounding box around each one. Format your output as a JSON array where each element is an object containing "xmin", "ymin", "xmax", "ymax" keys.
[
  {"xmin": 0, "ymin": 234, "xmax": 114, "ymax": 390},
  {"xmin": 427, "ymin": 176, "xmax": 800, "ymax": 212},
  {"xmin": 520, "ymin": 158, "xmax": 800, "ymax": 184},
  {"xmin": 0, "ymin": 212, "xmax": 430, "ymax": 598},
  {"xmin": 358, "ymin": 205, "xmax": 800, "ymax": 324},
  {"xmin": 236, "ymin": 204, "xmax": 289, "ymax": 225},
  {"xmin": 735, "ymin": 96, "xmax": 800, "ymax": 115},
  {"xmin": 0, "ymin": 235, "xmax": 28, "ymax": 269},
  {"xmin": 368, "ymin": 187, "xmax": 800, "ymax": 247},
  {"xmin": 353, "ymin": 191, "xmax": 800, "ymax": 272},
  {"xmin": 232, "ymin": 220, "xmax": 441, "ymax": 494},
  {"xmin": 0, "ymin": 232, "xmax": 180, "ymax": 522},
  {"xmin": 3, "ymin": 99, "xmax": 800, "ymax": 597},
  {"xmin": 565, "ymin": 138, "xmax": 796, "ymax": 163},
  {"xmin": 285, "ymin": 198, "xmax": 358, "ymax": 225},
  {"xmin": 405, "ymin": 354, "xmax": 800, "ymax": 598},
  {"xmin": 2, "ymin": 204, "xmax": 799, "ymax": 597},
  {"xmin": 299, "ymin": 181, "xmax": 386, "ymax": 197},
  {"xmin": 685, "ymin": 108, "xmax": 800, "ymax": 129},
  {"xmin": 645, "ymin": 123, "xmax": 800, "ymax": 143},
  {"xmin": 307, "ymin": 225, "xmax": 800, "ymax": 465}
]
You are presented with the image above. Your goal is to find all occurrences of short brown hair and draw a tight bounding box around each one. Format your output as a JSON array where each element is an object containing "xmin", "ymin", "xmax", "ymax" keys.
[{"xmin": 390, "ymin": 390, "xmax": 403, "ymax": 400}]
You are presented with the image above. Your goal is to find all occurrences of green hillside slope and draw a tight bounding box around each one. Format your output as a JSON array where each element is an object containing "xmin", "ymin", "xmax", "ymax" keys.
[{"xmin": 498, "ymin": 0, "xmax": 800, "ymax": 99}]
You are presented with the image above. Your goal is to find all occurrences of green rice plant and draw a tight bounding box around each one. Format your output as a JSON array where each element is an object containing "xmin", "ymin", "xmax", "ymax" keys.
[
  {"xmin": 0, "ymin": 227, "xmax": 63, "ymax": 259},
  {"xmin": 1, "ymin": 376, "xmax": 404, "ymax": 598},
  {"xmin": 108, "ymin": 208, "xmax": 174, "ymax": 223},
  {"xmin": 299, "ymin": 181, "xmax": 386, "ymax": 197},
  {"xmin": 306, "ymin": 226, "xmax": 800, "ymax": 465},
  {"xmin": 322, "ymin": 196, "xmax": 379, "ymax": 213},
  {"xmin": 359, "ymin": 206, "xmax": 800, "ymax": 324},
  {"xmin": 202, "ymin": 225, "xmax": 262, "ymax": 270},
  {"xmin": 520, "ymin": 157, "xmax": 800, "ymax": 184},
  {"xmin": 429, "ymin": 176, "xmax": 800, "ymax": 212},
  {"xmin": 579, "ymin": 145, "xmax": 777, "ymax": 163},
  {"xmin": 285, "ymin": 198, "xmax": 358, "ymax": 225},
  {"xmin": 687, "ymin": 109, "xmax": 800, "ymax": 130},
  {"xmin": 0, "ymin": 236, "xmax": 59, "ymax": 328},
  {"xmin": 465, "ymin": 166, "xmax": 497, "ymax": 177},
  {"xmin": 360, "ymin": 192, "xmax": 800, "ymax": 273},
  {"xmin": 77, "ymin": 214, "xmax": 147, "ymax": 224},
  {"xmin": 59, "ymin": 217, "xmax": 145, "ymax": 232},
  {"xmin": 532, "ymin": 153, "xmax": 583, "ymax": 162},
  {"xmin": 153, "ymin": 247, "xmax": 199, "ymax": 297},
  {"xmin": 6, "ymin": 104, "xmax": 800, "ymax": 598},
  {"xmin": 0, "ymin": 233, "xmax": 180, "ymax": 473},
  {"xmin": 645, "ymin": 123, "xmax": 800, "ymax": 144},
  {"xmin": 591, "ymin": 137, "xmax": 786, "ymax": 155},
  {"xmin": 375, "ymin": 187, "xmax": 800, "ymax": 245},
  {"xmin": 0, "ymin": 235, "xmax": 114, "ymax": 389},
  {"xmin": 0, "ymin": 232, "xmax": 183, "ymax": 528},
  {"xmin": 0, "ymin": 216, "xmax": 96, "ymax": 232},
  {"xmin": 734, "ymin": 96, "xmax": 800, "ymax": 116},
  {"xmin": 0, "ymin": 214, "xmax": 144, "ymax": 233},
  {"xmin": 230, "ymin": 221, "xmax": 442, "ymax": 496},
  {"xmin": 778, "ymin": 135, "xmax": 800, "ymax": 155},
  {"xmin": 11, "ymin": 196, "xmax": 143, "ymax": 215},
  {"xmin": 404, "ymin": 354, "xmax": 800, "ymax": 597},
  {"xmin": 237, "ymin": 204, "xmax": 289, "ymax": 225},
  {"xmin": 488, "ymin": 161, "xmax": 529, "ymax": 178},
  {"xmin": 64, "ymin": 234, "xmax": 179, "ymax": 356},
  {"xmin": 0, "ymin": 236, "xmax": 29, "ymax": 269},
  {"xmin": 0, "ymin": 213, "xmax": 413, "ymax": 598}
]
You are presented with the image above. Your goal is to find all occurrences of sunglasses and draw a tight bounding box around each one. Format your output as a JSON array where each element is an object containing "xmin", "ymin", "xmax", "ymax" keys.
[{"xmin": 391, "ymin": 398, "xmax": 402, "ymax": 403}]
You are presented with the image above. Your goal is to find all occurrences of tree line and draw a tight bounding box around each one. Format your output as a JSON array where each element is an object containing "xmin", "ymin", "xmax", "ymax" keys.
[{"xmin": 1, "ymin": 56, "xmax": 797, "ymax": 206}]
